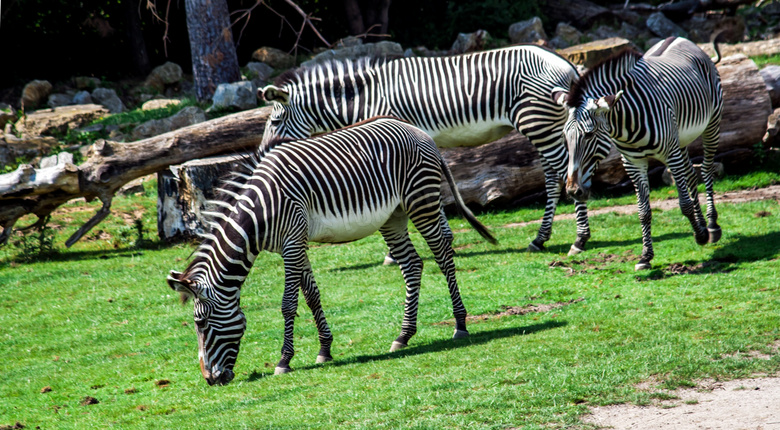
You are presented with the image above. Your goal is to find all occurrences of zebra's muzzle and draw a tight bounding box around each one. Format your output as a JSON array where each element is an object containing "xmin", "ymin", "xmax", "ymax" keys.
[{"xmin": 204, "ymin": 366, "xmax": 235, "ymax": 386}]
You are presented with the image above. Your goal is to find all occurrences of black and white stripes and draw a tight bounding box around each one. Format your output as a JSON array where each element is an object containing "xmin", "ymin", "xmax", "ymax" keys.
[
  {"xmin": 556, "ymin": 37, "xmax": 723, "ymax": 270},
  {"xmin": 260, "ymin": 45, "xmax": 589, "ymax": 254},
  {"xmin": 167, "ymin": 117, "xmax": 496, "ymax": 384}
]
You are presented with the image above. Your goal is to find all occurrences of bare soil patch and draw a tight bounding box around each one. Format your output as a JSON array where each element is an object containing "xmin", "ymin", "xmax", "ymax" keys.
[{"xmin": 582, "ymin": 376, "xmax": 780, "ymax": 429}]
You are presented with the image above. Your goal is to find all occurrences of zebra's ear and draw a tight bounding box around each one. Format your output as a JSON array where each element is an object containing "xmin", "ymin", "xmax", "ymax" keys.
[
  {"xmin": 167, "ymin": 270, "xmax": 196, "ymax": 303},
  {"xmin": 596, "ymin": 90, "xmax": 624, "ymax": 111},
  {"xmin": 551, "ymin": 90, "xmax": 568, "ymax": 107},
  {"xmin": 260, "ymin": 85, "xmax": 290, "ymax": 104}
]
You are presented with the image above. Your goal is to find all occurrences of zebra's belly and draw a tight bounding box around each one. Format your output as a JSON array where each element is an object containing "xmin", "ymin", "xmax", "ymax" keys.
[
  {"xmin": 678, "ymin": 121, "xmax": 708, "ymax": 147},
  {"xmin": 428, "ymin": 120, "xmax": 514, "ymax": 148},
  {"xmin": 308, "ymin": 204, "xmax": 398, "ymax": 244}
]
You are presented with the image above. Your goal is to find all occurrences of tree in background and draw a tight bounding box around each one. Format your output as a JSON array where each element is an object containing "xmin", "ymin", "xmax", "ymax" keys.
[
  {"xmin": 183, "ymin": 0, "xmax": 240, "ymax": 102},
  {"xmin": 343, "ymin": 0, "xmax": 392, "ymax": 39}
]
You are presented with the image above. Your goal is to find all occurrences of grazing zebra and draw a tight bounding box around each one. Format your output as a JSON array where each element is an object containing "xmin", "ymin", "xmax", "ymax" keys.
[
  {"xmin": 554, "ymin": 37, "xmax": 723, "ymax": 270},
  {"xmin": 259, "ymin": 45, "xmax": 590, "ymax": 256},
  {"xmin": 166, "ymin": 117, "xmax": 497, "ymax": 385}
]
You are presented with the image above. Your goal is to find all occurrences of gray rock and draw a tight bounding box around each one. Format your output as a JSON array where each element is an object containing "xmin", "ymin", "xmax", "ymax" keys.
[
  {"xmin": 646, "ymin": 12, "xmax": 688, "ymax": 39},
  {"xmin": 245, "ymin": 62, "xmax": 275, "ymax": 87},
  {"xmin": 47, "ymin": 93, "xmax": 73, "ymax": 108},
  {"xmin": 144, "ymin": 62, "xmax": 184, "ymax": 92},
  {"xmin": 252, "ymin": 47, "xmax": 296, "ymax": 69},
  {"xmin": 587, "ymin": 25, "xmax": 622, "ymax": 42},
  {"xmin": 91, "ymin": 88, "xmax": 126, "ymax": 113},
  {"xmin": 72, "ymin": 90, "xmax": 93, "ymax": 105},
  {"xmin": 450, "ymin": 30, "xmax": 491, "ymax": 54},
  {"xmin": 21, "ymin": 80, "xmax": 53, "ymax": 109},
  {"xmin": 302, "ymin": 41, "xmax": 404, "ymax": 67},
  {"xmin": 210, "ymin": 81, "xmax": 257, "ymax": 111},
  {"xmin": 550, "ymin": 23, "xmax": 583, "ymax": 49},
  {"xmin": 508, "ymin": 17, "xmax": 547, "ymax": 44},
  {"xmin": 761, "ymin": 65, "xmax": 780, "ymax": 109}
]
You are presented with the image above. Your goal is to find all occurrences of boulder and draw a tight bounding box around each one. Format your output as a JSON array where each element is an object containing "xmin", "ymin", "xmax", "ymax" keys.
[
  {"xmin": 245, "ymin": 62, "xmax": 275, "ymax": 87},
  {"xmin": 210, "ymin": 81, "xmax": 257, "ymax": 111},
  {"xmin": 302, "ymin": 41, "xmax": 404, "ymax": 67},
  {"xmin": 558, "ymin": 37, "xmax": 633, "ymax": 69},
  {"xmin": 72, "ymin": 91, "xmax": 93, "ymax": 105},
  {"xmin": 143, "ymin": 62, "xmax": 183, "ymax": 92},
  {"xmin": 130, "ymin": 106, "xmax": 206, "ymax": 141},
  {"xmin": 698, "ymin": 37, "xmax": 780, "ymax": 60},
  {"xmin": 91, "ymin": 88, "xmax": 125, "ymax": 113},
  {"xmin": 14, "ymin": 104, "xmax": 110, "ymax": 138},
  {"xmin": 251, "ymin": 47, "xmax": 296, "ymax": 69},
  {"xmin": 549, "ymin": 23, "xmax": 583, "ymax": 49},
  {"xmin": 47, "ymin": 93, "xmax": 73, "ymax": 108},
  {"xmin": 682, "ymin": 15, "xmax": 745, "ymax": 44},
  {"xmin": 141, "ymin": 99, "xmax": 182, "ymax": 111},
  {"xmin": 646, "ymin": 12, "xmax": 689, "ymax": 39},
  {"xmin": 21, "ymin": 80, "xmax": 53, "ymax": 110},
  {"xmin": 450, "ymin": 30, "xmax": 492, "ymax": 55},
  {"xmin": 508, "ymin": 17, "xmax": 547, "ymax": 44},
  {"xmin": 39, "ymin": 151, "xmax": 74, "ymax": 169}
]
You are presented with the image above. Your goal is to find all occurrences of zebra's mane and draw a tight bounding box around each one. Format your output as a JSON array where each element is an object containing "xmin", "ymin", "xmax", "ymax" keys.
[
  {"xmin": 273, "ymin": 56, "xmax": 388, "ymax": 87},
  {"xmin": 566, "ymin": 48, "xmax": 642, "ymax": 106}
]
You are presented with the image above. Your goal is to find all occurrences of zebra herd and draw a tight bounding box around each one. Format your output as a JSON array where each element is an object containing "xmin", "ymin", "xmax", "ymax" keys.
[{"xmin": 168, "ymin": 36, "xmax": 724, "ymax": 385}]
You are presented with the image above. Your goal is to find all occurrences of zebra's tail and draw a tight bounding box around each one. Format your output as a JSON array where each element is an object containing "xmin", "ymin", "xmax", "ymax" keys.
[
  {"xmin": 710, "ymin": 30, "xmax": 725, "ymax": 64},
  {"xmin": 438, "ymin": 154, "xmax": 498, "ymax": 245}
]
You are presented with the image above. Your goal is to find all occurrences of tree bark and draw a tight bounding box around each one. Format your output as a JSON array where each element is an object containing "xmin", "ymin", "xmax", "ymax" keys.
[
  {"xmin": 184, "ymin": 0, "xmax": 241, "ymax": 102},
  {"xmin": 123, "ymin": 0, "xmax": 151, "ymax": 76}
]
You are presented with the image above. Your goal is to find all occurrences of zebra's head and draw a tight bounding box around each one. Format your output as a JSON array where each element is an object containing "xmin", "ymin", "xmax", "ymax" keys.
[
  {"xmin": 260, "ymin": 84, "xmax": 318, "ymax": 146},
  {"xmin": 555, "ymin": 90, "xmax": 623, "ymax": 201},
  {"xmin": 167, "ymin": 270, "xmax": 247, "ymax": 386}
]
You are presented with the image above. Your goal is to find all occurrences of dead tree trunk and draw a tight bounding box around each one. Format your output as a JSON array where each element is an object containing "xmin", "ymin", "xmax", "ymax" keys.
[{"xmin": 0, "ymin": 107, "xmax": 271, "ymax": 246}]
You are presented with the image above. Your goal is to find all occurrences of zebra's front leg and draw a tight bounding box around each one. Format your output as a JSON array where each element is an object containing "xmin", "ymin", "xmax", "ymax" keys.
[
  {"xmin": 299, "ymin": 260, "xmax": 334, "ymax": 365},
  {"xmin": 701, "ymin": 119, "xmax": 722, "ymax": 243},
  {"xmin": 626, "ymin": 161, "xmax": 655, "ymax": 270},
  {"xmin": 276, "ymin": 242, "xmax": 310, "ymax": 375},
  {"xmin": 379, "ymin": 212, "xmax": 422, "ymax": 352},
  {"xmin": 529, "ymin": 163, "xmax": 563, "ymax": 252},
  {"xmin": 568, "ymin": 199, "xmax": 592, "ymax": 256},
  {"xmin": 667, "ymin": 149, "xmax": 709, "ymax": 246}
]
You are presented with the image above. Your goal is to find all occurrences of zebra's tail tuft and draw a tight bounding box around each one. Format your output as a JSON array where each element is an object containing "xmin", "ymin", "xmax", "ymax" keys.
[
  {"xmin": 438, "ymin": 154, "xmax": 498, "ymax": 245},
  {"xmin": 710, "ymin": 30, "xmax": 726, "ymax": 64}
]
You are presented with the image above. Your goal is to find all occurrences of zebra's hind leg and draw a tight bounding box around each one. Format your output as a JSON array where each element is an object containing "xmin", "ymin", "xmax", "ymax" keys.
[
  {"xmin": 625, "ymin": 160, "xmax": 655, "ymax": 270},
  {"xmin": 410, "ymin": 206, "xmax": 468, "ymax": 340},
  {"xmin": 667, "ymin": 147, "xmax": 709, "ymax": 246},
  {"xmin": 299, "ymin": 262, "xmax": 334, "ymax": 365},
  {"xmin": 701, "ymin": 117, "xmax": 722, "ymax": 243},
  {"xmin": 380, "ymin": 209, "xmax": 422, "ymax": 352}
]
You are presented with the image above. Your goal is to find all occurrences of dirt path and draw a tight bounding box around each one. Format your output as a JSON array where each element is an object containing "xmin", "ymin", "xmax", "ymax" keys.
[
  {"xmin": 582, "ymin": 377, "xmax": 780, "ymax": 429},
  {"xmin": 503, "ymin": 184, "xmax": 780, "ymax": 230}
]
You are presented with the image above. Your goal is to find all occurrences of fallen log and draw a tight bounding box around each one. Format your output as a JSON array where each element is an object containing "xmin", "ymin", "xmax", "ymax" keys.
[{"xmin": 0, "ymin": 107, "xmax": 271, "ymax": 246}]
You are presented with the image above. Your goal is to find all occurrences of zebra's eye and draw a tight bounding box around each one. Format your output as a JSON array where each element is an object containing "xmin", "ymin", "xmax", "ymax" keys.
[
  {"xmin": 269, "ymin": 118, "xmax": 282, "ymax": 127},
  {"xmin": 583, "ymin": 130, "xmax": 596, "ymax": 139},
  {"xmin": 194, "ymin": 316, "xmax": 208, "ymax": 329}
]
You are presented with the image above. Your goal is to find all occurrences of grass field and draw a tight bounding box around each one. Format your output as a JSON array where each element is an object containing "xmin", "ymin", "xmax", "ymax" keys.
[{"xmin": 1, "ymin": 157, "xmax": 779, "ymax": 429}]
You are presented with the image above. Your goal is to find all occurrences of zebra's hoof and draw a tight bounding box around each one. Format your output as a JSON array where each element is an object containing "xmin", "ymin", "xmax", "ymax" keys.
[
  {"xmin": 528, "ymin": 242, "xmax": 544, "ymax": 253},
  {"xmin": 390, "ymin": 340, "xmax": 407, "ymax": 352},
  {"xmin": 274, "ymin": 366, "xmax": 293, "ymax": 375},
  {"xmin": 316, "ymin": 354, "xmax": 333, "ymax": 364},
  {"xmin": 453, "ymin": 329, "xmax": 469, "ymax": 339},
  {"xmin": 635, "ymin": 261, "xmax": 652, "ymax": 271},
  {"xmin": 383, "ymin": 255, "xmax": 397, "ymax": 266},
  {"xmin": 708, "ymin": 227, "xmax": 722, "ymax": 244},
  {"xmin": 568, "ymin": 244, "xmax": 584, "ymax": 256}
]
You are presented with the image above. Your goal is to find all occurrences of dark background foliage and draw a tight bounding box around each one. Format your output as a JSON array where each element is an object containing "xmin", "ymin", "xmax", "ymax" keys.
[{"xmin": 0, "ymin": 0, "xmax": 542, "ymax": 86}]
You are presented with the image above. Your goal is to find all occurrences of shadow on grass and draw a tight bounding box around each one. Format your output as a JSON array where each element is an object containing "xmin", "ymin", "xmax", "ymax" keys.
[
  {"xmin": 0, "ymin": 240, "xmax": 175, "ymax": 265},
  {"xmin": 245, "ymin": 319, "xmax": 567, "ymax": 381},
  {"xmin": 585, "ymin": 231, "xmax": 690, "ymax": 252},
  {"xmin": 636, "ymin": 231, "xmax": 780, "ymax": 281}
]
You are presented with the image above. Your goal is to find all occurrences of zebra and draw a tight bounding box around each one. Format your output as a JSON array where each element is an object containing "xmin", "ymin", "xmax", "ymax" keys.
[
  {"xmin": 553, "ymin": 37, "xmax": 723, "ymax": 270},
  {"xmin": 259, "ymin": 45, "xmax": 591, "ymax": 257},
  {"xmin": 166, "ymin": 116, "xmax": 497, "ymax": 385}
]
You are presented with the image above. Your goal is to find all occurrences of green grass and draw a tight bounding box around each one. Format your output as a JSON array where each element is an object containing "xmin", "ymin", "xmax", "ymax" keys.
[
  {"xmin": 1, "ymin": 171, "xmax": 779, "ymax": 429},
  {"xmin": 751, "ymin": 53, "xmax": 780, "ymax": 69}
]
